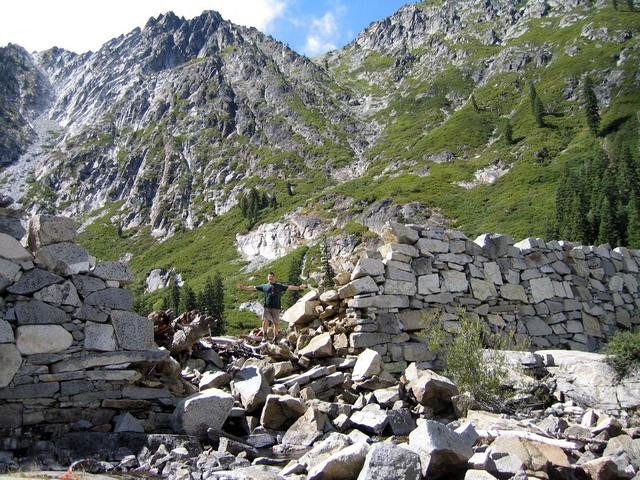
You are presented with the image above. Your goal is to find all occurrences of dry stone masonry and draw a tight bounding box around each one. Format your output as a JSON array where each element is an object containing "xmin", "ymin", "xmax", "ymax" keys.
[
  {"xmin": 286, "ymin": 221, "xmax": 640, "ymax": 375},
  {"xmin": 0, "ymin": 215, "xmax": 173, "ymax": 440}
]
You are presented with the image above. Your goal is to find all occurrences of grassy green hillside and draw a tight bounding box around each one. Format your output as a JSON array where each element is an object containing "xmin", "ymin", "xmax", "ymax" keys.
[{"xmin": 78, "ymin": 2, "xmax": 640, "ymax": 332}]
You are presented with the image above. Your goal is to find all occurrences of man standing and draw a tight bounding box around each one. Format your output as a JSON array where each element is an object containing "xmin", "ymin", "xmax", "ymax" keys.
[{"xmin": 237, "ymin": 272, "xmax": 307, "ymax": 340}]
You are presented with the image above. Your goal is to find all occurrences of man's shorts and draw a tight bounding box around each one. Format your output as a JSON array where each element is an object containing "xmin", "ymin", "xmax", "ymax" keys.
[{"xmin": 262, "ymin": 308, "xmax": 281, "ymax": 324}]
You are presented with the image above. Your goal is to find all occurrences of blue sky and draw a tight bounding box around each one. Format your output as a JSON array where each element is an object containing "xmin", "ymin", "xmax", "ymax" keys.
[{"xmin": 0, "ymin": 0, "xmax": 411, "ymax": 55}]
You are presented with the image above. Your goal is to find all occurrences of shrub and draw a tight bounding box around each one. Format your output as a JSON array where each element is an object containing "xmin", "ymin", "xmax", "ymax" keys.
[
  {"xmin": 425, "ymin": 311, "xmax": 512, "ymax": 408},
  {"xmin": 605, "ymin": 330, "xmax": 640, "ymax": 380}
]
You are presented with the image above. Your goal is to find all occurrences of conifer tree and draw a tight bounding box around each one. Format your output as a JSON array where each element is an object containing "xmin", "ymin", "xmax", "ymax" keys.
[
  {"xmin": 181, "ymin": 284, "xmax": 197, "ymax": 312},
  {"xmin": 161, "ymin": 294, "xmax": 170, "ymax": 311},
  {"xmin": 529, "ymin": 81, "xmax": 539, "ymax": 113},
  {"xmin": 534, "ymin": 95, "xmax": 545, "ymax": 127},
  {"xmin": 199, "ymin": 276, "xmax": 216, "ymax": 315},
  {"xmin": 582, "ymin": 76, "xmax": 600, "ymax": 135},
  {"xmin": 210, "ymin": 272, "xmax": 225, "ymax": 335},
  {"xmin": 617, "ymin": 145, "xmax": 640, "ymax": 205},
  {"xmin": 171, "ymin": 281, "xmax": 181, "ymax": 314},
  {"xmin": 471, "ymin": 95, "xmax": 480, "ymax": 112},
  {"xmin": 626, "ymin": 196, "xmax": 640, "ymax": 248},
  {"xmin": 612, "ymin": 0, "xmax": 619, "ymax": 9},
  {"xmin": 627, "ymin": 0, "xmax": 634, "ymax": 11},
  {"xmin": 284, "ymin": 251, "xmax": 305, "ymax": 309},
  {"xmin": 597, "ymin": 196, "xmax": 617, "ymax": 245},
  {"xmin": 503, "ymin": 120, "xmax": 514, "ymax": 145},
  {"xmin": 320, "ymin": 238, "xmax": 336, "ymax": 288}
]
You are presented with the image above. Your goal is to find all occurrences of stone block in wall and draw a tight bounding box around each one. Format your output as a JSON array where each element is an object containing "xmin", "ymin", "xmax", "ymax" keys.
[
  {"xmin": 529, "ymin": 277, "xmax": 555, "ymax": 303},
  {"xmin": 33, "ymin": 280, "xmax": 81, "ymax": 306},
  {"xmin": 16, "ymin": 325, "xmax": 73, "ymax": 355},
  {"xmin": 7, "ymin": 268, "xmax": 63, "ymax": 295},
  {"xmin": 72, "ymin": 274, "xmax": 107, "ymax": 298},
  {"xmin": 417, "ymin": 274, "xmax": 440, "ymax": 295},
  {"xmin": 438, "ymin": 253, "xmax": 473, "ymax": 265},
  {"xmin": 349, "ymin": 333, "xmax": 390, "ymax": 349},
  {"xmin": 110, "ymin": 310, "xmax": 155, "ymax": 350},
  {"xmin": 0, "ymin": 233, "xmax": 32, "ymax": 263},
  {"xmin": 608, "ymin": 275, "xmax": 624, "ymax": 292},
  {"xmin": 92, "ymin": 261, "xmax": 134, "ymax": 285},
  {"xmin": 0, "ymin": 403, "xmax": 22, "ymax": 428},
  {"xmin": 384, "ymin": 279, "xmax": 417, "ymax": 296},
  {"xmin": 27, "ymin": 215, "xmax": 77, "ymax": 250},
  {"xmin": 85, "ymin": 287, "xmax": 134, "ymax": 310},
  {"xmin": 0, "ymin": 344, "xmax": 22, "ymax": 387},
  {"xmin": 0, "ymin": 381, "xmax": 59, "ymax": 399},
  {"xmin": 474, "ymin": 233, "xmax": 513, "ymax": 259},
  {"xmin": 403, "ymin": 342, "xmax": 435, "ymax": 362},
  {"xmin": 75, "ymin": 304, "xmax": 109, "ymax": 323},
  {"xmin": 470, "ymin": 278, "xmax": 497, "ymax": 301},
  {"xmin": 499, "ymin": 284, "xmax": 527, "ymax": 302},
  {"xmin": 422, "ymin": 293, "xmax": 456, "ymax": 304},
  {"xmin": 583, "ymin": 314, "xmax": 603, "ymax": 337},
  {"xmin": 411, "ymin": 257, "xmax": 432, "ymax": 276},
  {"xmin": 84, "ymin": 322, "xmax": 118, "ymax": 351},
  {"xmin": 0, "ymin": 319, "xmax": 14, "ymax": 343},
  {"xmin": 622, "ymin": 274, "xmax": 638, "ymax": 293},
  {"xmin": 483, "ymin": 262, "xmax": 502, "ymax": 285},
  {"xmin": 417, "ymin": 238, "xmax": 449, "ymax": 255},
  {"xmin": 35, "ymin": 243, "xmax": 91, "ymax": 276},
  {"xmin": 0, "ymin": 258, "xmax": 21, "ymax": 292},
  {"xmin": 50, "ymin": 349, "xmax": 168, "ymax": 373},
  {"xmin": 382, "ymin": 221, "xmax": 419, "ymax": 245},
  {"xmin": 442, "ymin": 271, "xmax": 468, "ymax": 293},
  {"xmin": 397, "ymin": 310, "xmax": 428, "ymax": 331},
  {"xmin": 15, "ymin": 299, "xmax": 69, "ymax": 325},
  {"xmin": 380, "ymin": 243, "xmax": 419, "ymax": 260},
  {"xmin": 351, "ymin": 258, "xmax": 385, "ymax": 280},
  {"xmin": 348, "ymin": 295, "xmax": 409, "ymax": 309},
  {"xmin": 525, "ymin": 317, "xmax": 553, "ymax": 336},
  {"xmin": 386, "ymin": 266, "xmax": 416, "ymax": 283},
  {"xmin": 339, "ymin": 276, "xmax": 378, "ymax": 298}
]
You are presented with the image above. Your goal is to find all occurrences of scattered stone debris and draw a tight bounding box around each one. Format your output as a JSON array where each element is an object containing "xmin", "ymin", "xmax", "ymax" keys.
[{"xmin": 1, "ymin": 216, "xmax": 639, "ymax": 479}]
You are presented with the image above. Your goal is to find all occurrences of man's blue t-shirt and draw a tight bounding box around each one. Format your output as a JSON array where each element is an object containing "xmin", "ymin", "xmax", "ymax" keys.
[{"xmin": 256, "ymin": 283, "xmax": 288, "ymax": 309}]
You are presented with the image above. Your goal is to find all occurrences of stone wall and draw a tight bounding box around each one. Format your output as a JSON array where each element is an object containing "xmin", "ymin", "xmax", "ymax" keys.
[
  {"xmin": 0, "ymin": 215, "xmax": 172, "ymax": 440},
  {"xmin": 326, "ymin": 222, "xmax": 640, "ymax": 374}
]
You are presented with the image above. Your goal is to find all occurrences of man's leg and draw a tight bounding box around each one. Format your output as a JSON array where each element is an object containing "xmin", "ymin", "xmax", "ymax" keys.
[{"xmin": 261, "ymin": 315, "xmax": 269, "ymax": 338}]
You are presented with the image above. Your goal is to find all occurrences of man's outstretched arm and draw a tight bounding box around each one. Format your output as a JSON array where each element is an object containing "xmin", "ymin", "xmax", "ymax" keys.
[
  {"xmin": 237, "ymin": 284, "xmax": 258, "ymax": 291},
  {"xmin": 287, "ymin": 283, "xmax": 307, "ymax": 291}
]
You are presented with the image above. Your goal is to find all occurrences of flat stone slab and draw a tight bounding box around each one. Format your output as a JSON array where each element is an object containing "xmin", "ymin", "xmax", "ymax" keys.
[
  {"xmin": 7, "ymin": 268, "xmax": 64, "ymax": 295},
  {"xmin": 72, "ymin": 274, "xmax": 107, "ymax": 298},
  {"xmin": 85, "ymin": 288, "xmax": 134, "ymax": 310},
  {"xmin": 36, "ymin": 242, "xmax": 91, "ymax": 275},
  {"xmin": 51, "ymin": 349, "xmax": 168, "ymax": 373},
  {"xmin": 110, "ymin": 310, "xmax": 154, "ymax": 350},
  {"xmin": 92, "ymin": 261, "xmax": 134, "ymax": 284},
  {"xmin": 15, "ymin": 299, "xmax": 69, "ymax": 325},
  {"xmin": 16, "ymin": 325, "xmax": 73, "ymax": 354},
  {"xmin": 0, "ymin": 381, "xmax": 60, "ymax": 399}
]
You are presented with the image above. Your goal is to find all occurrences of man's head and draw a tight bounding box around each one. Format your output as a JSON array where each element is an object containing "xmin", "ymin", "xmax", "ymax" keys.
[{"xmin": 267, "ymin": 272, "xmax": 276, "ymax": 284}]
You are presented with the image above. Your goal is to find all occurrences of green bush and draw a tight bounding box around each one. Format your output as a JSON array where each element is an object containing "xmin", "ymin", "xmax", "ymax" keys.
[
  {"xmin": 425, "ymin": 311, "xmax": 512, "ymax": 407},
  {"xmin": 605, "ymin": 330, "xmax": 640, "ymax": 380}
]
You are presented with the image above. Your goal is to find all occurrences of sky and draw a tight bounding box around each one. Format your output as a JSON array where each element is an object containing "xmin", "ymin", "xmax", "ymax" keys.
[{"xmin": 0, "ymin": 0, "xmax": 411, "ymax": 57}]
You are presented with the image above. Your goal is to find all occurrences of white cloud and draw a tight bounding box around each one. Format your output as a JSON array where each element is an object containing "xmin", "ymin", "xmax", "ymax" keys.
[
  {"xmin": 303, "ymin": 11, "xmax": 339, "ymax": 56},
  {"xmin": 0, "ymin": 0, "xmax": 287, "ymax": 53}
]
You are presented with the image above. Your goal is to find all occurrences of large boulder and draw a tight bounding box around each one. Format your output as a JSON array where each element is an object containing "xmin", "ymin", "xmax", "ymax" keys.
[
  {"xmin": 232, "ymin": 365, "xmax": 271, "ymax": 412},
  {"xmin": 260, "ymin": 394, "xmax": 306, "ymax": 429},
  {"xmin": 27, "ymin": 215, "xmax": 77, "ymax": 250},
  {"xmin": 409, "ymin": 369, "xmax": 459, "ymax": 412},
  {"xmin": 283, "ymin": 298, "xmax": 320, "ymax": 326},
  {"xmin": 408, "ymin": 420, "xmax": 474, "ymax": 478},
  {"xmin": 352, "ymin": 349, "xmax": 382, "ymax": 380},
  {"xmin": 282, "ymin": 407, "xmax": 329, "ymax": 448},
  {"xmin": 486, "ymin": 435, "xmax": 569, "ymax": 478},
  {"xmin": 171, "ymin": 389, "xmax": 234, "ymax": 436},
  {"xmin": 338, "ymin": 276, "xmax": 379, "ymax": 299},
  {"xmin": 307, "ymin": 442, "xmax": 370, "ymax": 480},
  {"xmin": 349, "ymin": 404, "xmax": 388, "ymax": 435},
  {"xmin": 298, "ymin": 332, "xmax": 333, "ymax": 358},
  {"xmin": 357, "ymin": 443, "xmax": 422, "ymax": 480},
  {"xmin": 16, "ymin": 325, "xmax": 73, "ymax": 355}
]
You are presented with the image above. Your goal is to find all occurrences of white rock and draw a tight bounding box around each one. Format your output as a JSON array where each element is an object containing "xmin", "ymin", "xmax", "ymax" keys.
[
  {"xmin": 351, "ymin": 258, "xmax": 385, "ymax": 280},
  {"xmin": 232, "ymin": 365, "xmax": 271, "ymax": 412},
  {"xmin": 16, "ymin": 325, "xmax": 73, "ymax": 355},
  {"xmin": 298, "ymin": 332, "xmax": 334, "ymax": 358},
  {"xmin": 408, "ymin": 420, "xmax": 473, "ymax": 477},
  {"xmin": 352, "ymin": 349, "xmax": 382, "ymax": 380},
  {"xmin": 84, "ymin": 322, "xmax": 118, "ymax": 351},
  {"xmin": 357, "ymin": 442, "xmax": 422, "ymax": 480},
  {"xmin": 171, "ymin": 389, "xmax": 235, "ymax": 436},
  {"xmin": 308, "ymin": 441, "xmax": 370, "ymax": 480},
  {"xmin": 27, "ymin": 215, "xmax": 77, "ymax": 250}
]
